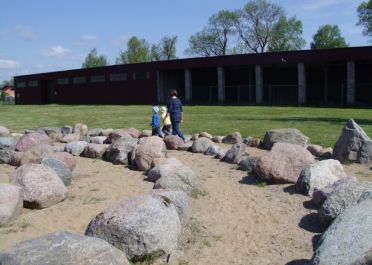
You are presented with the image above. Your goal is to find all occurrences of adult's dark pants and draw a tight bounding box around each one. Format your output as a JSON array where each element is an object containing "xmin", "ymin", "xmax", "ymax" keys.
[{"xmin": 171, "ymin": 121, "xmax": 185, "ymax": 140}]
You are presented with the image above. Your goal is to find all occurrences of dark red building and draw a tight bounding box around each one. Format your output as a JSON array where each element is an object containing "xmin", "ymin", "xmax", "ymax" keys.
[{"xmin": 14, "ymin": 46, "xmax": 372, "ymax": 106}]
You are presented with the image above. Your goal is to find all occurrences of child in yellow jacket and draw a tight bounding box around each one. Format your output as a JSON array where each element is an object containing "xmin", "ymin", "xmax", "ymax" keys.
[{"xmin": 160, "ymin": 106, "xmax": 172, "ymax": 136}]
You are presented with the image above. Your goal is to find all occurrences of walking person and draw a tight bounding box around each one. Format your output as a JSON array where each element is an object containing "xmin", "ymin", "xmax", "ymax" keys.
[
  {"xmin": 166, "ymin": 89, "xmax": 185, "ymax": 141},
  {"xmin": 160, "ymin": 106, "xmax": 172, "ymax": 136}
]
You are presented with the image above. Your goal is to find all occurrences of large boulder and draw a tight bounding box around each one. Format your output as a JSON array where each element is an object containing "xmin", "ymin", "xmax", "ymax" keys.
[
  {"xmin": 312, "ymin": 200, "xmax": 372, "ymax": 265},
  {"xmin": 150, "ymin": 190, "xmax": 192, "ymax": 226},
  {"xmin": 312, "ymin": 176, "xmax": 358, "ymax": 207},
  {"xmin": 134, "ymin": 136, "xmax": 167, "ymax": 171},
  {"xmin": 164, "ymin": 135, "xmax": 184, "ymax": 150},
  {"xmin": 192, "ymin": 137, "xmax": 214, "ymax": 153},
  {"xmin": 48, "ymin": 132, "xmax": 64, "ymax": 142},
  {"xmin": 222, "ymin": 142, "xmax": 248, "ymax": 164},
  {"xmin": 73, "ymin": 123, "xmax": 88, "ymax": 136},
  {"xmin": 263, "ymin": 128, "xmax": 310, "ymax": 150},
  {"xmin": 126, "ymin": 128, "xmax": 141, "ymax": 138},
  {"xmin": 42, "ymin": 158, "xmax": 72, "ymax": 186},
  {"xmin": 140, "ymin": 130, "xmax": 152, "ymax": 138},
  {"xmin": 0, "ymin": 231, "xmax": 130, "ymax": 265},
  {"xmin": 0, "ymin": 137, "xmax": 17, "ymax": 150},
  {"xmin": 20, "ymin": 144, "xmax": 55, "ymax": 165},
  {"xmin": 65, "ymin": 141, "xmax": 88, "ymax": 156},
  {"xmin": 85, "ymin": 194, "xmax": 181, "ymax": 260},
  {"xmin": 205, "ymin": 145, "xmax": 226, "ymax": 158},
  {"xmin": 90, "ymin": 136, "xmax": 107, "ymax": 144},
  {"xmin": 255, "ymin": 143, "xmax": 315, "ymax": 184},
  {"xmin": 105, "ymin": 138, "xmax": 137, "ymax": 165},
  {"xmin": 45, "ymin": 152, "xmax": 76, "ymax": 171},
  {"xmin": 0, "ymin": 125, "xmax": 10, "ymax": 137},
  {"xmin": 62, "ymin": 133, "xmax": 81, "ymax": 143},
  {"xmin": 148, "ymin": 158, "xmax": 183, "ymax": 182},
  {"xmin": 87, "ymin": 128, "xmax": 103, "ymax": 137},
  {"xmin": 199, "ymin": 132, "xmax": 213, "ymax": 139},
  {"xmin": 333, "ymin": 119, "xmax": 372, "ymax": 164},
  {"xmin": 319, "ymin": 181, "xmax": 372, "ymax": 223},
  {"xmin": 154, "ymin": 165, "xmax": 202, "ymax": 196},
  {"xmin": 100, "ymin": 128, "xmax": 114, "ymax": 137},
  {"xmin": 296, "ymin": 159, "xmax": 346, "ymax": 196},
  {"xmin": 0, "ymin": 184, "xmax": 23, "ymax": 225},
  {"xmin": 10, "ymin": 163, "xmax": 68, "ymax": 209},
  {"xmin": 15, "ymin": 132, "xmax": 52, "ymax": 152},
  {"xmin": 222, "ymin": 132, "xmax": 243, "ymax": 144},
  {"xmin": 83, "ymin": 143, "xmax": 109, "ymax": 159},
  {"xmin": 238, "ymin": 156, "xmax": 260, "ymax": 174},
  {"xmin": 107, "ymin": 129, "xmax": 133, "ymax": 144}
]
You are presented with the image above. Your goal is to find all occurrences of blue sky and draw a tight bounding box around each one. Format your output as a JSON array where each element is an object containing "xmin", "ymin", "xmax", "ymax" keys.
[{"xmin": 0, "ymin": 0, "xmax": 370, "ymax": 82}]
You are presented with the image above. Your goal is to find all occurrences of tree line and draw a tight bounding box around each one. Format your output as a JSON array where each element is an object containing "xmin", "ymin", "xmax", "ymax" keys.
[{"xmin": 80, "ymin": 0, "xmax": 371, "ymax": 68}]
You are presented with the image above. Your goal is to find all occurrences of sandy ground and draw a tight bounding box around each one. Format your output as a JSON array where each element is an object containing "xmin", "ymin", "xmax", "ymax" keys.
[{"xmin": 0, "ymin": 144, "xmax": 371, "ymax": 265}]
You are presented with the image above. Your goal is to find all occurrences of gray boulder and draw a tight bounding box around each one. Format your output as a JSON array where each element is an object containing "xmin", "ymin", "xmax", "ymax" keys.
[
  {"xmin": 0, "ymin": 184, "xmax": 23, "ymax": 225},
  {"xmin": 100, "ymin": 128, "xmax": 114, "ymax": 137},
  {"xmin": 45, "ymin": 152, "xmax": 76, "ymax": 171},
  {"xmin": 73, "ymin": 123, "xmax": 88, "ymax": 136},
  {"xmin": 192, "ymin": 137, "xmax": 214, "ymax": 153},
  {"xmin": 0, "ymin": 137, "xmax": 17, "ymax": 150},
  {"xmin": 0, "ymin": 231, "xmax": 130, "ymax": 265},
  {"xmin": 312, "ymin": 200, "xmax": 372, "ymax": 265},
  {"xmin": 154, "ymin": 165, "xmax": 202, "ymax": 197},
  {"xmin": 65, "ymin": 141, "xmax": 88, "ymax": 156},
  {"xmin": 87, "ymin": 128, "xmax": 103, "ymax": 137},
  {"xmin": 319, "ymin": 181, "xmax": 372, "ymax": 223},
  {"xmin": 238, "ymin": 156, "xmax": 260, "ymax": 174},
  {"xmin": 105, "ymin": 138, "xmax": 137, "ymax": 165},
  {"xmin": 150, "ymin": 190, "xmax": 192, "ymax": 226},
  {"xmin": 296, "ymin": 159, "xmax": 346, "ymax": 196},
  {"xmin": 15, "ymin": 132, "xmax": 52, "ymax": 152},
  {"xmin": 148, "ymin": 158, "xmax": 183, "ymax": 182},
  {"xmin": 90, "ymin": 136, "xmax": 107, "ymax": 144},
  {"xmin": 199, "ymin": 132, "xmax": 213, "ymax": 139},
  {"xmin": 256, "ymin": 142, "xmax": 315, "ymax": 184},
  {"xmin": 134, "ymin": 136, "xmax": 167, "ymax": 171},
  {"xmin": 243, "ymin": 136, "xmax": 261, "ymax": 147},
  {"xmin": 0, "ymin": 149, "xmax": 14, "ymax": 164},
  {"xmin": 10, "ymin": 163, "xmax": 68, "ymax": 209},
  {"xmin": 61, "ymin": 125, "xmax": 73, "ymax": 135},
  {"xmin": 223, "ymin": 142, "xmax": 248, "ymax": 164},
  {"xmin": 107, "ymin": 129, "xmax": 133, "ymax": 144},
  {"xmin": 211, "ymin": 136, "xmax": 223, "ymax": 143},
  {"xmin": 334, "ymin": 119, "xmax": 372, "ymax": 164},
  {"xmin": 312, "ymin": 176, "xmax": 358, "ymax": 207},
  {"xmin": 37, "ymin": 127, "xmax": 61, "ymax": 136},
  {"xmin": 222, "ymin": 132, "xmax": 243, "ymax": 144},
  {"xmin": 205, "ymin": 145, "xmax": 226, "ymax": 158},
  {"xmin": 85, "ymin": 194, "xmax": 181, "ymax": 260},
  {"xmin": 263, "ymin": 128, "xmax": 310, "ymax": 150},
  {"xmin": 164, "ymin": 135, "xmax": 184, "ymax": 150},
  {"xmin": 42, "ymin": 158, "xmax": 72, "ymax": 186},
  {"xmin": 0, "ymin": 125, "xmax": 10, "ymax": 137},
  {"xmin": 83, "ymin": 143, "xmax": 109, "ymax": 158}
]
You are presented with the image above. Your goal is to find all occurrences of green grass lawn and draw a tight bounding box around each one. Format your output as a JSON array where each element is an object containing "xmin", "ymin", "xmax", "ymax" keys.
[{"xmin": 1, "ymin": 104, "xmax": 372, "ymax": 147}]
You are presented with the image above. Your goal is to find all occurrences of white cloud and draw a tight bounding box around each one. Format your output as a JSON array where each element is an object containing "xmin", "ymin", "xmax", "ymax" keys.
[
  {"xmin": 80, "ymin": 34, "xmax": 98, "ymax": 41},
  {"xmin": 41, "ymin": 46, "xmax": 71, "ymax": 57},
  {"xmin": 14, "ymin": 25, "xmax": 37, "ymax": 40},
  {"xmin": 0, "ymin": 59, "xmax": 20, "ymax": 69}
]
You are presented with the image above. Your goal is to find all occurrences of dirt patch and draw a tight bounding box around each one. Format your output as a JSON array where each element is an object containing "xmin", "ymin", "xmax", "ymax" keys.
[{"xmin": 1, "ymin": 145, "xmax": 371, "ymax": 265}]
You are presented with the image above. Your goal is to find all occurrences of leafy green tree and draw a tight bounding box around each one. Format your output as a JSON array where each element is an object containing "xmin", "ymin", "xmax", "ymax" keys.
[
  {"xmin": 310, "ymin": 25, "xmax": 348, "ymax": 49},
  {"xmin": 357, "ymin": 0, "xmax": 372, "ymax": 38},
  {"xmin": 116, "ymin": 36, "xmax": 150, "ymax": 64},
  {"xmin": 187, "ymin": 10, "xmax": 237, "ymax": 56},
  {"xmin": 150, "ymin": 36, "xmax": 178, "ymax": 61},
  {"xmin": 234, "ymin": 0, "xmax": 285, "ymax": 53},
  {"xmin": 82, "ymin": 48, "xmax": 108, "ymax": 68},
  {"xmin": 1, "ymin": 79, "xmax": 14, "ymax": 87},
  {"xmin": 268, "ymin": 16, "xmax": 306, "ymax": 52}
]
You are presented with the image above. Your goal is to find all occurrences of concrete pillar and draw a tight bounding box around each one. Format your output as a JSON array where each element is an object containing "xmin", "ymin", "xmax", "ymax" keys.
[
  {"xmin": 298, "ymin": 63, "xmax": 306, "ymax": 105},
  {"xmin": 347, "ymin": 61, "xmax": 355, "ymax": 106},
  {"xmin": 255, "ymin": 65, "xmax": 263, "ymax": 104},
  {"xmin": 218, "ymin": 67, "xmax": 225, "ymax": 103},
  {"xmin": 156, "ymin": 71, "xmax": 164, "ymax": 103},
  {"xmin": 185, "ymin": 69, "xmax": 192, "ymax": 103}
]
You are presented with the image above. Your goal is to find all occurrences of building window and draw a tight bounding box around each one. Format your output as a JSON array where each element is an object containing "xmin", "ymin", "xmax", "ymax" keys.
[
  {"xmin": 17, "ymin": 82, "xmax": 26, "ymax": 88},
  {"xmin": 90, "ymin": 75, "xmax": 106, "ymax": 83},
  {"xmin": 28, "ymin": 81, "xmax": 38, "ymax": 87},
  {"xmin": 133, "ymin": 72, "xmax": 150, "ymax": 80},
  {"xmin": 73, "ymin": 76, "xmax": 86, "ymax": 84},
  {"xmin": 57, "ymin": 78, "xmax": 69, "ymax": 85},
  {"xmin": 110, "ymin": 73, "xmax": 127, "ymax": 82}
]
